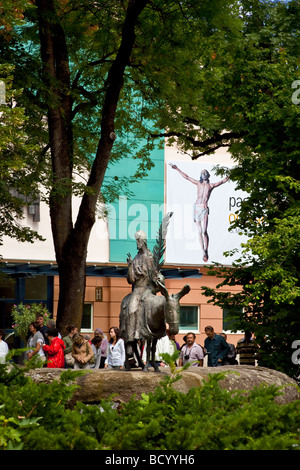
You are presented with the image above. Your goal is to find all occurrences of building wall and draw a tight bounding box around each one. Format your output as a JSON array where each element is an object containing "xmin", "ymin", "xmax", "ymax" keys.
[
  {"xmin": 53, "ymin": 269, "xmax": 243, "ymax": 348},
  {"xmin": 107, "ymin": 140, "xmax": 165, "ymax": 262},
  {"xmin": 1, "ymin": 183, "xmax": 110, "ymax": 264}
]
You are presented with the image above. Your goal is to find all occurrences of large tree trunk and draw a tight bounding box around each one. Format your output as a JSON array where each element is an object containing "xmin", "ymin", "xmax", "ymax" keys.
[
  {"xmin": 36, "ymin": 0, "xmax": 148, "ymax": 332},
  {"xmin": 55, "ymin": 232, "xmax": 88, "ymax": 333}
]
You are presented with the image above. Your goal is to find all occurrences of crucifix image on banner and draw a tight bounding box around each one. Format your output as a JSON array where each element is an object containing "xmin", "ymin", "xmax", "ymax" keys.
[{"xmin": 166, "ymin": 161, "xmax": 248, "ymax": 266}]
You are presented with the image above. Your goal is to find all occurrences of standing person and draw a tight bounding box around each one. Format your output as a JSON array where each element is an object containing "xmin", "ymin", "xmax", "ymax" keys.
[
  {"xmin": 43, "ymin": 328, "xmax": 65, "ymax": 368},
  {"xmin": 0, "ymin": 329, "xmax": 9, "ymax": 364},
  {"xmin": 71, "ymin": 333, "xmax": 94, "ymax": 370},
  {"xmin": 27, "ymin": 321, "xmax": 46, "ymax": 364},
  {"xmin": 179, "ymin": 335, "xmax": 188, "ymax": 351},
  {"xmin": 220, "ymin": 332, "xmax": 238, "ymax": 365},
  {"xmin": 83, "ymin": 334, "xmax": 91, "ymax": 343},
  {"xmin": 168, "ymin": 330, "xmax": 180, "ymax": 351},
  {"xmin": 91, "ymin": 335, "xmax": 103, "ymax": 369},
  {"xmin": 46, "ymin": 319, "xmax": 62, "ymax": 338},
  {"xmin": 236, "ymin": 331, "xmax": 258, "ymax": 366},
  {"xmin": 179, "ymin": 332, "xmax": 204, "ymax": 367},
  {"xmin": 94, "ymin": 328, "xmax": 108, "ymax": 368},
  {"xmin": 169, "ymin": 163, "xmax": 229, "ymax": 262},
  {"xmin": 105, "ymin": 327, "xmax": 125, "ymax": 370},
  {"xmin": 62, "ymin": 324, "xmax": 79, "ymax": 368},
  {"xmin": 142, "ymin": 334, "xmax": 177, "ymax": 368},
  {"xmin": 204, "ymin": 326, "xmax": 230, "ymax": 367},
  {"xmin": 35, "ymin": 313, "xmax": 49, "ymax": 344}
]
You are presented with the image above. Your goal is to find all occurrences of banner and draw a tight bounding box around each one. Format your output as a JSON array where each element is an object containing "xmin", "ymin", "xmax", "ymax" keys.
[{"xmin": 165, "ymin": 161, "xmax": 248, "ymax": 265}]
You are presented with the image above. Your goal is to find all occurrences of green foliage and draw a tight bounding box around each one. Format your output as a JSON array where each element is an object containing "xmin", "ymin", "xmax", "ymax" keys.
[
  {"xmin": 0, "ymin": 351, "xmax": 299, "ymax": 450},
  {"xmin": 0, "ymin": 64, "xmax": 44, "ymax": 248},
  {"xmin": 179, "ymin": 0, "xmax": 300, "ymax": 378},
  {"xmin": 0, "ymin": 353, "xmax": 88, "ymax": 450},
  {"xmin": 0, "ymin": 0, "xmax": 244, "ymax": 206},
  {"xmin": 11, "ymin": 302, "xmax": 50, "ymax": 342}
]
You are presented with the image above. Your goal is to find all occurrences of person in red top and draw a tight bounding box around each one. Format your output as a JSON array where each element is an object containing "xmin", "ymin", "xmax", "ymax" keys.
[{"xmin": 43, "ymin": 328, "xmax": 65, "ymax": 368}]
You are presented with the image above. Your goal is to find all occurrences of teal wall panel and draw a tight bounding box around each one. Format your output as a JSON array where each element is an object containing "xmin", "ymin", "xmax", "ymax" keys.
[{"xmin": 106, "ymin": 143, "xmax": 165, "ymax": 262}]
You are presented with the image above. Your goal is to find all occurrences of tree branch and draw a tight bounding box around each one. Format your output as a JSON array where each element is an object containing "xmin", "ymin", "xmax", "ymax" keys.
[
  {"xmin": 151, "ymin": 129, "xmax": 247, "ymax": 159},
  {"xmin": 75, "ymin": 0, "xmax": 149, "ymax": 231},
  {"xmin": 36, "ymin": 0, "xmax": 74, "ymax": 258}
]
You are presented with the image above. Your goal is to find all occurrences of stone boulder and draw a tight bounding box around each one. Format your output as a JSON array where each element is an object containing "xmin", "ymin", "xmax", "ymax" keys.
[{"xmin": 27, "ymin": 365, "xmax": 299, "ymax": 406}]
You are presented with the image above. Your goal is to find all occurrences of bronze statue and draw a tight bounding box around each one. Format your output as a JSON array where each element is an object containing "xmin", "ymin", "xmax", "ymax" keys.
[{"xmin": 119, "ymin": 214, "xmax": 190, "ymax": 371}]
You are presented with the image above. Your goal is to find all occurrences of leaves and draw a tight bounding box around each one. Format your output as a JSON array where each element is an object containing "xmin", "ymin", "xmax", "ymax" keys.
[
  {"xmin": 0, "ymin": 356, "xmax": 299, "ymax": 450},
  {"xmin": 11, "ymin": 303, "xmax": 50, "ymax": 342},
  {"xmin": 0, "ymin": 64, "xmax": 44, "ymax": 247},
  {"xmin": 152, "ymin": 211, "xmax": 173, "ymax": 271}
]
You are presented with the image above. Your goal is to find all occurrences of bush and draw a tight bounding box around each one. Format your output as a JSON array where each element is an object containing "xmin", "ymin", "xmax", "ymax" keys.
[
  {"xmin": 96, "ymin": 369, "xmax": 300, "ymax": 451},
  {"xmin": 0, "ymin": 351, "xmax": 94, "ymax": 450},
  {"xmin": 11, "ymin": 303, "xmax": 50, "ymax": 342},
  {"xmin": 0, "ymin": 350, "xmax": 299, "ymax": 450}
]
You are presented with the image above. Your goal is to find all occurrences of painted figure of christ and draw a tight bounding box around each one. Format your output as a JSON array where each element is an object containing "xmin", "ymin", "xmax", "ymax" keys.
[{"xmin": 169, "ymin": 163, "xmax": 229, "ymax": 262}]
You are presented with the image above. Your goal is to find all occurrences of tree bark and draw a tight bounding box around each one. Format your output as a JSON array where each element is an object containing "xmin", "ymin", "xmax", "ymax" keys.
[{"xmin": 36, "ymin": 0, "xmax": 148, "ymax": 333}]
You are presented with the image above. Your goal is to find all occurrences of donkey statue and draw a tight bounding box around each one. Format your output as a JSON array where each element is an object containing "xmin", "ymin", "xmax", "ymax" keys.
[{"xmin": 120, "ymin": 280, "xmax": 190, "ymax": 372}]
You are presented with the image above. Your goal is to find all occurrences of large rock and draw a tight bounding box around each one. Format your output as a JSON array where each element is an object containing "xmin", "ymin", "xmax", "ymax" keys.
[{"xmin": 27, "ymin": 365, "xmax": 299, "ymax": 406}]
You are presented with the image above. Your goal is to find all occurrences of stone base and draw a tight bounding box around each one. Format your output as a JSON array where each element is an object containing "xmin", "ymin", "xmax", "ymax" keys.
[{"xmin": 27, "ymin": 365, "xmax": 299, "ymax": 406}]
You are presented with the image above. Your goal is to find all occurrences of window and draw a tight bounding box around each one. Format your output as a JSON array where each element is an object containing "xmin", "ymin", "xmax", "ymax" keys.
[
  {"xmin": 0, "ymin": 278, "xmax": 15, "ymax": 299},
  {"xmin": 223, "ymin": 307, "xmax": 243, "ymax": 333},
  {"xmin": 81, "ymin": 303, "xmax": 93, "ymax": 332},
  {"xmin": 25, "ymin": 277, "xmax": 47, "ymax": 300},
  {"xmin": 179, "ymin": 305, "xmax": 199, "ymax": 332},
  {"xmin": 0, "ymin": 302, "xmax": 15, "ymax": 330}
]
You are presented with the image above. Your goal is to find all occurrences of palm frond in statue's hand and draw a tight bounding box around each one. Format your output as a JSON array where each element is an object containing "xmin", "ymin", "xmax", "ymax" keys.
[{"xmin": 152, "ymin": 212, "xmax": 173, "ymax": 272}]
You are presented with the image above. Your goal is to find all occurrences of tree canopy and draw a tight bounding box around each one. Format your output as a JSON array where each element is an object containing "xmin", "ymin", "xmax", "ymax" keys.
[
  {"xmin": 0, "ymin": 0, "xmax": 240, "ymax": 330},
  {"xmin": 0, "ymin": 63, "xmax": 43, "ymax": 248}
]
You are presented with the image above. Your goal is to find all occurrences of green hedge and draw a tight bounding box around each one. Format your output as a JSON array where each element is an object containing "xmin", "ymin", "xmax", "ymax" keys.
[{"xmin": 0, "ymin": 350, "xmax": 299, "ymax": 450}]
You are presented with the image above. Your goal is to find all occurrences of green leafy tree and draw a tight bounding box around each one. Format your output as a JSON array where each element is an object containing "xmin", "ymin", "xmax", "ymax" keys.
[
  {"xmin": 0, "ymin": 64, "xmax": 43, "ymax": 250},
  {"xmin": 0, "ymin": 0, "xmax": 240, "ymax": 332},
  {"xmin": 199, "ymin": 1, "xmax": 300, "ymax": 378},
  {"xmin": 145, "ymin": 0, "xmax": 300, "ymax": 377}
]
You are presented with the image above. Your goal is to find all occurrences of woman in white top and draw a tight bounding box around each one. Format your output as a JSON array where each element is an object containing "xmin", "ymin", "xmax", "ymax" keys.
[
  {"xmin": 27, "ymin": 321, "xmax": 46, "ymax": 363},
  {"xmin": 0, "ymin": 329, "xmax": 9, "ymax": 364},
  {"xmin": 104, "ymin": 326, "xmax": 125, "ymax": 370}
]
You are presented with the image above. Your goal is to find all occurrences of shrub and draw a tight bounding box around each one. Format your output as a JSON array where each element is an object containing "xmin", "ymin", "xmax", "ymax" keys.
[
  {"xmin": 94, "ymin": 369, "xmax": 300, "ymax": 451},
  {"xmin": 11, "ymin": 303, "xmax": 50, "ymax": 342},
  {"xmin": 0, "ymin": 350, "xmax": 299, "ymax": 450},
  {"xmin": 0, "ymin": 351, "xmax": 91, "ymax": 450}
]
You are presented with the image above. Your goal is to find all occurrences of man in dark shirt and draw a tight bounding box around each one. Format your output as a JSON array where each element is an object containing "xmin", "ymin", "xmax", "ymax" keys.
[
  {"xmin": 35, "ymin": 314, "xmax": 50, "ymax": 345},
  {"xmin": 236, "ymin": 331, "xmax": 258, "ymax": 366},
  {"xmin": 204, "ymin": 326, "xmax": 230, "ymax": 367},
  {"xmin": 220, "ymin": 332, "xmax": 238, "ymax": 365}
]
